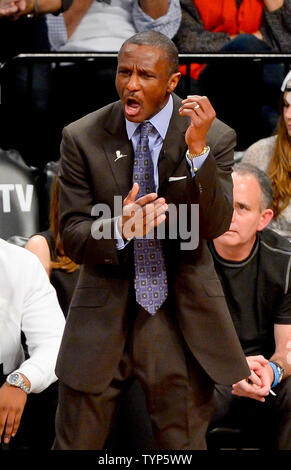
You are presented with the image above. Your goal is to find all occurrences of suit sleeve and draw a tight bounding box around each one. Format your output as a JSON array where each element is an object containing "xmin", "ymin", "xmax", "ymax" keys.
[
  {"xmin": 193, "ymin": 122, "xmax": 236, "ymax": 240},
  {"xmin": 58, "ymin": 127, "xmax": 124, "ymax": 267}
]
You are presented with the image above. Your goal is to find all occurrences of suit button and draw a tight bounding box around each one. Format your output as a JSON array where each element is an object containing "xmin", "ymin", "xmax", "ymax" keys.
[{"xmin": 104, "ymin": 258, "xmax": 113, "ymax": 264}]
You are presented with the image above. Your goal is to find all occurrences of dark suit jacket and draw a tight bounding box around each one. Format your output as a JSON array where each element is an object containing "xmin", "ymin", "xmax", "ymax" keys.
[{"xmin": 56, "ymin": 94, "xmax": 250, "ymax": 393}]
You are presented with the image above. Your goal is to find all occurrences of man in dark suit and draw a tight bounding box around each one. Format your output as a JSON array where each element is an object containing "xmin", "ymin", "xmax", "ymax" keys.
[{"xmin": 53, "ymin": 31, "xmax": 250, "ymax": 450}]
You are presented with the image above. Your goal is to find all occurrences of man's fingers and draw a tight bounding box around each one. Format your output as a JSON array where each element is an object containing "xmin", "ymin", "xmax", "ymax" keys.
[
  {"xmin": 142, "ymin": 203, "xmax": 168, "ymax": 230},
  {"xmin": 123, "ymin": 201, "xmax": 141, "ymax": 218},
  {"xmin": 248, "ymin": 371, "xmax": 262, "ymax": 387},
  {"xmin": 123, "ymin": 201, "xmax": 167, "ymax": 239},
  {"xmin": 0, "ymin": 410, "xmax": 8, "ymax": 443},
  {"xmin": 179, "ymin": 107, "xmax": 203, "ymax": 122},
  {"xmin": 180, "ymin": 95, "xmax": 215, "ymax": 116},
  {"xmin": 11, "ymin": 408, "xmax": 23, "ymax": 439},
  {"xmin": 123, "ymin": 183, "xmax": 163, "ymax": 210},
  {"xmin": 123, "ymin": 195, "xmax": 165, "ymax": 216},
  {"xmin": 141, "ymin": 212, "xmax": 167, "ymax": 236},
  {"xmin": 2, "ymin": 406, "xmax": 24, "ymax": 443},
  {"xmin": 142, "ymin": 201, "xmax": 168, "ymax": 220},
  {"xmin": 136, "ymin": 194, "xmax": 164, "ymax": 208},
  {"xmin": 247, "ymin": 355, "xmax": 269, "ymax": 366},
  {"xmin": 131, "ymin": 201, "xmax": 167, "ymax": 233},
  {"xmin": 3, "ymin": 411, "xmax": 16, "ymax": 444},
  {"xmin": 153, "ymin": 212, "xmax": 167, "ymax": 228},
  {"xmin": 179, "ymin": 101, "xmax": 216, "ymax": 128},
  {"xmin": 123, "ymin": 199, "xmax": 165, "ymax": 219},
  {"xmin": 232, "ymin": 378, "xmax": 270, "ymax": 398},
  {"xmin": 232, "ymin": 389, "xmax": 266, "ymax": 402},
  {"xmin": 123, "ymin": 183, "xmax": 140, "ymax": 206}
]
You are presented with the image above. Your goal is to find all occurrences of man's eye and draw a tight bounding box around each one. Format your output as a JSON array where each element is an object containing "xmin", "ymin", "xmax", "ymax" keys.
[{"xmin": 142, "ymin": 72, "xmax": 154, "ymax": 78}]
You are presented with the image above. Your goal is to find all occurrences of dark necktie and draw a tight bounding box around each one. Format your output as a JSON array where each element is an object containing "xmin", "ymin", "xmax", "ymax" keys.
[{"xmin": 133, "ymin": 121, "xmax": 168, "ymax": 315}]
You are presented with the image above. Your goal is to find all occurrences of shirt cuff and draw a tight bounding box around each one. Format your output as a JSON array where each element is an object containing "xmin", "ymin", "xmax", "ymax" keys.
[
  {"xmin": 186, "ymin": 148, "xmax": 210, "ymax": 177},
  {"xmin": 115, "ymin": 215, "xmax": 131, "ymax": 250},
  {"xmin": 14, "ymin": 362, "xmax": 57, "ymax": 394}
]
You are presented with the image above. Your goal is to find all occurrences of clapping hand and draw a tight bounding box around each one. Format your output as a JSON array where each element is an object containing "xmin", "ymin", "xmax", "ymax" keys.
[{"xmin": 121, "ymin": 183, "xmax": 168, "ymax": 241}]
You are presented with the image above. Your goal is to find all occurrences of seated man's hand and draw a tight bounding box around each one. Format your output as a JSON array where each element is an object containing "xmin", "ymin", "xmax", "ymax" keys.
[
  {"xmin": 0, "ymin": 0, "xmax": 26, "ymax": 16},
  {"xmin": 232, "ymin": 355, "xmax": 273, "ymax": 402},
  {"xmin": 0, "ymin": 382, "xmax": 27, "ymax": 444}
]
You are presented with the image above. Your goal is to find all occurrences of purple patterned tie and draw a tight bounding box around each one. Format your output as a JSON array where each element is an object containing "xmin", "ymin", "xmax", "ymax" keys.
[{"xmin": 133, "ymin": 121, "xmax": 168, "ymax": 315}]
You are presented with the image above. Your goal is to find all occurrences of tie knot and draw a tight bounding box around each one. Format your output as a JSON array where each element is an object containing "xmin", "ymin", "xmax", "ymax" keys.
[{"xmin": 140, "ymin": 121, "xmax": 154, "ymax": 138}]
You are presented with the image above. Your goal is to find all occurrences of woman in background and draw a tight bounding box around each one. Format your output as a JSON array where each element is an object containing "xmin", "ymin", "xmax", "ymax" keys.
[{"xmin": 242, "ymin": 70, "xmax": 291, "ymax": 242}]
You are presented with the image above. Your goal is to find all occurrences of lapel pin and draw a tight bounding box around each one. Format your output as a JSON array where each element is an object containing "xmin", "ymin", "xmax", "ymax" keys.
[{"xmin": 114, "ymin": 150, "xmax": 127, "ymax": 162}]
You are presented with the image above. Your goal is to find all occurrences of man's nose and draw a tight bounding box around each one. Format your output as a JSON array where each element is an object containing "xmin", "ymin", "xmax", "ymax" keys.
[
  {"xmin": 126, "ymin": 73, "xmax": 140, "ymax": 91},
  {"xmin": 231, "ymin": 208, "xmax": 237, "ymax": 223}
]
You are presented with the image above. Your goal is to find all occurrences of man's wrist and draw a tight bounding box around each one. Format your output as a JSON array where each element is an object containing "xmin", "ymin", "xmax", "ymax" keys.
[
  {"xmin": 24, "ymin": 0, "xmax": 66, "ymax": 16},
  {"xmin": 186, "ymin": 146, "xmax": 209, "ymax": 161},
  {"xmin": 6, "ymin": 372, "xmax": 31, "ymax": 394},
  {"xmin": 269, "ymin": 361, "xmax": 284, "ymax": 388},
  {"xmin": 187, "ymin": 141, "xmax": 207, "ymax": 156}
]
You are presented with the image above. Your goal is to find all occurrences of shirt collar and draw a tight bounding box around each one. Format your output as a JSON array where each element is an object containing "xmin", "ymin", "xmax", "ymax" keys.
[{"xmin": 125, "ymin": 94, "xmax": 173, "ymax": 140}]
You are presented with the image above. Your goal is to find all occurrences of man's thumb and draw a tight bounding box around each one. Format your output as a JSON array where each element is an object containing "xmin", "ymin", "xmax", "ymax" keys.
[{"xmin": 124, "ymin": 182, "xmax": 139, "ymax": 205}]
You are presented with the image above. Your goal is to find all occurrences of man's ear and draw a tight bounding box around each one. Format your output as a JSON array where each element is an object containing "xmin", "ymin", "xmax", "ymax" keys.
[
  {"xmin": 257, "ymin": 208, "xmax": 274, "ymax": 232},
  {"xmin": 168, "ymin": 72, "xmax": 181, "ymax": 94}
]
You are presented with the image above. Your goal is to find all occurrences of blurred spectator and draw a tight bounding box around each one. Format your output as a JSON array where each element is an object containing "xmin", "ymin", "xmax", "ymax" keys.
[
  {"xmin": 0, "ymin": 238, "xmax": 65, "ymax": 449},
  {"xmin": 23, "ymin": 172, "xmax": 79, "ymax": 450},
  {"xmin": 59, "ymin": 0, "xmax": 181, "ymax": 52},
  {"xmin": 207, "ymin": 163, "xmax": 291, "ymax": 450},
  {"xmin": 25, "ymin": 173, "xmax": 79, "ymax": 317},
  {"xmin": 242, "ymin": 70, "xmax": 291, "ymax": 241},
  {"xmin": 174, "ymin": 0, "xmax": 291, "ymax": 149},
  {"xmin": 0, "ymin": 0, "xmax": 73, "ymax": 169}
]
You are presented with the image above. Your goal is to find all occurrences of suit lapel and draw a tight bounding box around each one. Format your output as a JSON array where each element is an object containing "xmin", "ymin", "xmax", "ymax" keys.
[
  {"xmin": 158, "ymin": 94, "xmax": 189, "ymax": 195},
  {"xmin": 103, "ymin": 101, "xmax": 134, "ymax": 198}
]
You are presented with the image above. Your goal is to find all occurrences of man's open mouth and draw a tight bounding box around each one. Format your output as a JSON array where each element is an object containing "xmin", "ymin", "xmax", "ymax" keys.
[{"xmin": 125, "ymin": 97, "xmax": 141, "ymax": 117}]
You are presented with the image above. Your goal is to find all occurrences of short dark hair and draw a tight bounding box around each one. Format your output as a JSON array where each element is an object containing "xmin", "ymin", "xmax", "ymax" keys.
[
  {"xmin": 233, "ymin": 162, "xmax": 273, "ymax": 210},
  {"xmin": 119, "ymin": 31, "xmax": 179, "ymax": 75}
]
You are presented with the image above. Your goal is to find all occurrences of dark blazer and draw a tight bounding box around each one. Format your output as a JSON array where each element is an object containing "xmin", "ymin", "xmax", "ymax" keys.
[{"xmin": 56, "ymin": 94, "xmax": 250, "ymax": 393}]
